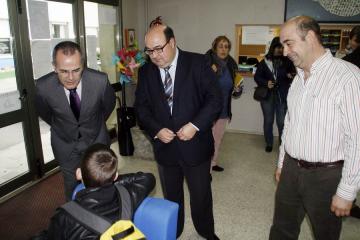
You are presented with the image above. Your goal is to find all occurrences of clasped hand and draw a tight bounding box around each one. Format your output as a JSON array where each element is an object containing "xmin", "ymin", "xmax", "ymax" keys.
[{"xmin": 156, "ymin": 123, "xmax": 197, "ymax": 143}]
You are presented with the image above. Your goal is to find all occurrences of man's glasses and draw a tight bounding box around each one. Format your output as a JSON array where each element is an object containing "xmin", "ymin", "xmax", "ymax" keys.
[{"xmin": 144, "ymin": 40, "xmax": 169, "ymax": 56}]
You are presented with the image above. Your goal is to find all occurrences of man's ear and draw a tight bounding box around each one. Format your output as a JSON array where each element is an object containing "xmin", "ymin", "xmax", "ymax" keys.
[
  {"xmin": 76, "ymin": 168, "xmax": 82, "ymax": 181},
  {"xmin": 306, "ymin": 30, "xmax": 317, "ymax": 43},
  {"xmin": 113, "ymin": 172, "xmax": 119, "ymax": 182},
  {"xmin": 170, "ymin": 38, "xmax": 176, "ymax": 48},
  {"xmin": 52, "ymin": 61, "xmax": 57, "ymax": 73}
]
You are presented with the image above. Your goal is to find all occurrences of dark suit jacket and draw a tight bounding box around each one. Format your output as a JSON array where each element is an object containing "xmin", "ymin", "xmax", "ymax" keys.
[
  {"xmin": 135, "ymin": 49, "xmax": 222, "ymax": 166},
  {"xmin": 35, "ymin": 68, "xmax": 116, "ymax": 169},
  {"xmin": 254, "ymin": 57, "xmax": 294, "ymax": 103}
]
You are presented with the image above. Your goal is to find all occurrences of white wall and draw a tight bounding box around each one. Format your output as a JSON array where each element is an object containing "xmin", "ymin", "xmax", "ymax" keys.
[
  {"xmin": 124, "ymin": 0, "xmax": 286, "ymax": 135},
  {"xmin": 122, "ymin": 0, "xmax": 146, "ymax": 48},
  {"xmin": 146, "ymin": 0, "xmax": 285, "ymax": 56}
]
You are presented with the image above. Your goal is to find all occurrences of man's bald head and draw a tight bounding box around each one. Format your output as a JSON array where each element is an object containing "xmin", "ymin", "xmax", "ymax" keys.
[
  {"xmin": 145, "ymin": 25, "xmax": 175, "ymax": 43},
  {"xmin": 286, "ymin": 16, "xmax": 322, "ymax": 44},
  {"xmin": 144, "ymin": 25, "xmax": 176, "ymax": 68},
  {"xmin": 280, "ymin": 15, "xmax": 325, "ymax": 72}
]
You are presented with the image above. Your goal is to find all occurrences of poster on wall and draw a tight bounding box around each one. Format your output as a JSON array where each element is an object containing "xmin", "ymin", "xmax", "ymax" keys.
[
  {"xmin": 285, "ymin": 0, "xmax": 360, "ymax": 23},
  {"xmin": 242, "ymin": 26, "xmax": 269, "ymax": 45},
  {"xmin": 124, "ymin": 29, "xmax": 135, "ymax": 48}
]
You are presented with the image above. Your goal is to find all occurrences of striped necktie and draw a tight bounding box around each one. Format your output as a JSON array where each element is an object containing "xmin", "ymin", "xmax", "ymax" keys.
[{"xmin": 163, "ymin": 66, "xmax": 173, "ymax": 110}]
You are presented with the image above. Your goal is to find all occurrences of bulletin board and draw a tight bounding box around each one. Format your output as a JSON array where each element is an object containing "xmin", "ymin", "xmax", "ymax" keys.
[{"xmin": 235, "ymin": 24, "xmax": 281, "ymax": 64}]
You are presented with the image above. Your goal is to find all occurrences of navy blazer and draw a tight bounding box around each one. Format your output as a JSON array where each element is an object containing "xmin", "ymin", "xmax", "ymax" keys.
[{"xmin": 135, "ymin": 49, "xmax": 222, "ymax": 166}]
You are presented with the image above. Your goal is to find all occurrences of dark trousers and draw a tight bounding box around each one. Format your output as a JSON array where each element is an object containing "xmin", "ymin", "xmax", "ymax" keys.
[
  {"xmin": 269, "ymin": 155, "xmax": 343, "ymax": 240},
  {"xmin": 158, "ymin": 160, "xmax": 214, "ymax": 239},
  {"xmin": 61, "ymin": 167, "xmax": 79, "ymax": 201},
  {"xmin": 59, "ymin": 150, "xmax": 83, "ymax": 201},
  {"xmin": 260, "ymin": 92, "xmax": 287, "ymax": 147}
]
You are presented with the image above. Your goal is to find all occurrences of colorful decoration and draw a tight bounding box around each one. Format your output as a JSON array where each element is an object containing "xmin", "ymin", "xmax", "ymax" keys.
[{"xmin": 112, "ymin": 43, "xmax": 146, "ymax": 84}]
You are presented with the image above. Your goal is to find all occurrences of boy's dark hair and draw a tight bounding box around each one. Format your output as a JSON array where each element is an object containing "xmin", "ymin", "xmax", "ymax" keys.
[
  {"xmin": 80, "ymin": 143, "xmax": 118, "ymax": 188},
  {"xmin": 350, "ymin": 26, "xmax": 360, "ymax": 44},
  {"xmin": 52, "ymin": 41, "xmax": 84, "ymax": 65}
]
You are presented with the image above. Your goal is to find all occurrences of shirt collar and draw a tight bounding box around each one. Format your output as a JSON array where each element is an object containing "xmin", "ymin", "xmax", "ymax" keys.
[
  {"xmin": 64, "ymin": 79, "xmax": 82, "ymax": 92},
  {"xmin": 297, "ymin": 49, "xmax": 332, "ymax": 78},
  {"xmin": 310, "ymin": 49, "xmax": 332, "ymax": 73}
]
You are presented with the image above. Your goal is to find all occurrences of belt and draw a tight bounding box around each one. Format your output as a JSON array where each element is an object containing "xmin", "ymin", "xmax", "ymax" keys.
[{"xmin": 286, "ymin": 153, "xmax": 344, "ymax": 169}]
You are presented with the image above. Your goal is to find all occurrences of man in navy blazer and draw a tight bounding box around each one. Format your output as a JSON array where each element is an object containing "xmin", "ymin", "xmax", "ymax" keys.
[
  {"xmin": 35, "ymin": 41, "xmax": 116, "ymax": 201},
  {"xmin": 135, "ymin": 25, "xmax": 222, "ymax": 240}
]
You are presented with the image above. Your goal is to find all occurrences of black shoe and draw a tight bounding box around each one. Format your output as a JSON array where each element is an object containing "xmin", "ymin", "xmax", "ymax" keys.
[
  {"xmin": 207, "ymin": 234, "xmax": 220, "ymax": 240},
  {"xmin": 350, "ymin": 205, "xmax": 360, "ymax": 219},
  {"xmin": 265, "ymin": 146, "xmax": 273, "ymax": 152},
  {"xmin": 212, "ymin": 165, "xmax": 224, "ymax": 172}
]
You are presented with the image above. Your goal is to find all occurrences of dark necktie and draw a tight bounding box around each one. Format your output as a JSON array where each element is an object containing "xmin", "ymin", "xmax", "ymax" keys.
[
  {"xmin": 69, "ymin": 88, "xmax": 81, "ymax": 120},
  {"xmin": 163, "ymin": 66, "xmax": 173, "ymax": 109}
]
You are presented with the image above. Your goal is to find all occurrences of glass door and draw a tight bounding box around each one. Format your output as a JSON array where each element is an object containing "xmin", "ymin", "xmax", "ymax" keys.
[
  {"xmin": 83, "ymin": 1, "xmax": 120, "ymax": 128},
  {"xmin": 0, "ymin": 0, "xmax": 78, "ymax": 198},
  {"xmin": 26, "ymin": 0, "xmax": 76, "ymax": 164},
  {"xmin": 0, "ymin": 0, "xmax": 122, "ymax": 199},
  {"xmin": 0, "ymin": 0, "xmax": 37, "ymax": 197}
]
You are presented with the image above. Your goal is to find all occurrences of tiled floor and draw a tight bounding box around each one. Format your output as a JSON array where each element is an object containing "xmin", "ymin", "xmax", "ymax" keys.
[
  {"xmin": 116, "ymin": 132, "xmax": 360, "ymax": 240},
  {"xmin": 2, "ymin": 130, "xmax": 360, "ymax": 239}
]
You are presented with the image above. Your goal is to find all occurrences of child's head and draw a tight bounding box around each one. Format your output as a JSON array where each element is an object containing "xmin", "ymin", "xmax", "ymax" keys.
[{"xmin": 76, "ymin": 143, "xmax": 118, "ymax": 188}]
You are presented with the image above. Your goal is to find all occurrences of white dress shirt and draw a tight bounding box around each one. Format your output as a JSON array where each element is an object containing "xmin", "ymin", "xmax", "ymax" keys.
[
  {"xmin": 64, "ymin": 80, "xmax": 82, "ymax": 103},
  {"xmin": 279, "ymin": 50, "xmax": 360, "ymax": 201}
]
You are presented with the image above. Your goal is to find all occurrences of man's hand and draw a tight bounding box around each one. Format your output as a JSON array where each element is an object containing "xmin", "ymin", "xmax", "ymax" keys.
[
  {"xmin": 275, "ymin": 167, "xmax": 282, "ymax": 183},
  {"xmin": 331, "ymin": 195, "xmax": 353, "ymax": 217},
  {"xmin": 268, "ymin": 80, "xmax": 275, "ymax": 89},
  {"xmin": 156, "ymin": 128, "xmax": 176, "ymax": 143},
  {"xmin": 177, "ymin": 123, "xmax": 197, "ymax": 141}
]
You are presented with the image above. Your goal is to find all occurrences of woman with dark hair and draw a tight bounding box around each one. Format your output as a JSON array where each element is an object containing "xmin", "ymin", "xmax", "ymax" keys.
[
  {"xmin": 343, "ymin": 25, "xmax": 360, "ymax": 68},
  {"xmin": 254, "ymin": 37, "xmax": 295, "ymax": 152},
  {"xmin": 205, "ymin": 35, "xmax": 243, "ymax": 172}
]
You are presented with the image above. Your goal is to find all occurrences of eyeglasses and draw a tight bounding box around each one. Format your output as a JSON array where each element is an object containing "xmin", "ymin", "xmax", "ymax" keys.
[{"xmin": 144, "ymin": 40, "xmax": 169, "ymax": 56}]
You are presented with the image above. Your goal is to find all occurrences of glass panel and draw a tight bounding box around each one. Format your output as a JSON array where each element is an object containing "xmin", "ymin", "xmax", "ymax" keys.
[
  {"xmin": 27, "ymin": 0, "xmax": 75, "ymax": 79},
  {"xmin": 84, "ymin": 1, "xmax": 118, "ymax": 128},
  {"xmin": 84, "ymin": 1, "xmax": 117, "ymax": 81},
  {"xmin": 0, "ymin": 123, "xmax": 29, "ymax": 185},
  {"xmin": 39, "ymin": 119, "xmax": 54, "ymax": 163},
  {"xmin": 26, "ymin": 0, "xmax": 75, "ymax": 163},
  {"xmin": 0, "ymin": 0, "xmax": 20, "ymax": 114}
]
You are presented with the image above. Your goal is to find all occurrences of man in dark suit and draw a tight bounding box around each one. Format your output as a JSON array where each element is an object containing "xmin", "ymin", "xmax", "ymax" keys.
[
  {"xmin": 135, "ymin": 25, "xmax": 222, "ymax": 240},
  {"xmin": 35, "ymin": 41, "xmax": 116, "ymax": 201}
]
